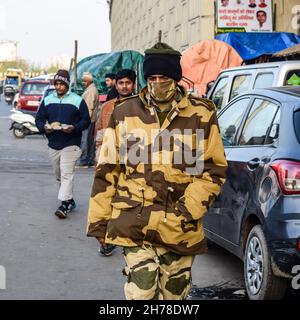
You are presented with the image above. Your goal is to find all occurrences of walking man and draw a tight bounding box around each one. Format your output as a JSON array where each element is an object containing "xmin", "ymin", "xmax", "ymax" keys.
[
  {"xmin": 87, "ymin": 43, "xmax": 227, "ymax": 299},
  {"xmin": 94, "ymin": 68, "xmax": 136, "ymax": 256},
  {"xmin": 78, "ymin": 72, "xmax": 99, "ymax": 167},
  {"xmin": 95, "ymin": 69, "xmax": 136, "ymax": 165},
  {"xmin": 36, "ymin": 69, "xmax": 90, "ymax": 218}
]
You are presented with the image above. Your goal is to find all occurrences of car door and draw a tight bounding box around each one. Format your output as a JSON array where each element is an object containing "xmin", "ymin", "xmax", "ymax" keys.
[
  {"xmin": 219, "ymin": 97, "xmax": 281, "ymax": 245},
  {"xmin": 204, "ymin": 97, "xmax": 251, "ymax": 236}
]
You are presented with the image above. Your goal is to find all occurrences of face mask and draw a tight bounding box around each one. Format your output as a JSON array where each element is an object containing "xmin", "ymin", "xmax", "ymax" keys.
[{"xmin": 148, "ymin": 79, "xmax": 177, "ymax": 103}]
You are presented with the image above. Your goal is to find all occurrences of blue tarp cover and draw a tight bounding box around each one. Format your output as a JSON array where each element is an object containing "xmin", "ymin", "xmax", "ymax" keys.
[{"xmin": 216, "ymin": 32, "xmax": 300, "ymax": 61}]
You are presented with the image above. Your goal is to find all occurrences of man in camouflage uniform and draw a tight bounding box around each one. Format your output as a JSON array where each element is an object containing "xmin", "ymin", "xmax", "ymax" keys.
[{"xmin": 87, "ymin": 42, "xmax": 227, "ymax": 300}]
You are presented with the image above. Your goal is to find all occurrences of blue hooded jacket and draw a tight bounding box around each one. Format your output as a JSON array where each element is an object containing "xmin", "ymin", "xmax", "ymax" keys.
[{"xmin": 35, "ymin": 91, "xmax": 91, "ymax": 150}]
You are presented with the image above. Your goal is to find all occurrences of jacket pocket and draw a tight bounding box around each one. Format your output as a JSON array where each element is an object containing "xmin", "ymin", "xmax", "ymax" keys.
[{"xmin": 111, "ymin": 195, "xmax": 142, "ymax": 210}]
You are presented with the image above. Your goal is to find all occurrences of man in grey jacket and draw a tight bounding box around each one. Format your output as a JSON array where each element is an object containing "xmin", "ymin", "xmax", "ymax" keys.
[{"xmin": 78, "ymin": 72, "xmax": 99, "ymax": 167}]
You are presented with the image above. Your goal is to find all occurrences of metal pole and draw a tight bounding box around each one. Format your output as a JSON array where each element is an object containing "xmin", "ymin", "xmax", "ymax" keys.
[
  {"xmin": 74, "ymin": 40, "xmax": 78, "ymax": 88},
  {"xmin": 158, "ymin": 30, "xmax": 162, "ymax": 43},
  {"xmin": 69, "ymin": 58, "xmax": 74, "ymax": 72}
]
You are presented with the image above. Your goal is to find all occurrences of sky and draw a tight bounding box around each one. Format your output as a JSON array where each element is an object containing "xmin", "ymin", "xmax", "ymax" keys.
[{"xmin": 0, "ymin": 0, "xmax": 111, "ymax": 67}]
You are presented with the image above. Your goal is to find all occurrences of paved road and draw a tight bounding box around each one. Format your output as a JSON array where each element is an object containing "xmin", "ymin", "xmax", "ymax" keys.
[{"xmin": 0, "ymin": 98, "xmax": 245, "ymax": 300}]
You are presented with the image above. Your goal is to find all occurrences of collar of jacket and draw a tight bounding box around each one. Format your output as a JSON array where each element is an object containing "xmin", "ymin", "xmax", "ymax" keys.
[
  {"xmin": 139, "ymin": 84, "xmax": 189, "ymax": 111},
  {"xmin": 139, "ymin": 85, "xmax": 191, "ymax": 130},
  {"xmin": 86, "ymin": 82, "xmax": 96, "ymax": 91},
  {"xmin": 53, "ymin": 90, "xmax": 71, "ymax": 99}
]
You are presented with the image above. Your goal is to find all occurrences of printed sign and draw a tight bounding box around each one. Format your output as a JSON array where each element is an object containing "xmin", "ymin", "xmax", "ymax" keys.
[{"xmin": 216, "ymin": 0, "xmax": 273, "ymax": 33}]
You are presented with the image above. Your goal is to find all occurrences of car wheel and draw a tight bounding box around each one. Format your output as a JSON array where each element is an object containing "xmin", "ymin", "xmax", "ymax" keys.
[
  {"xmin": 13, "ymin": 128, "xmax": 25, "ymax": 139},
  {"xmin": 244, "ymin": 225, "xmax": 288, "ymax": 300}
]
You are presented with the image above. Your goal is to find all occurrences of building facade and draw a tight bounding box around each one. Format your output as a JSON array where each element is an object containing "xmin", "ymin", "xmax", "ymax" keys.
[{"xmin": 109, "ymin": 0, "xmax": 300, "ymax": 53}]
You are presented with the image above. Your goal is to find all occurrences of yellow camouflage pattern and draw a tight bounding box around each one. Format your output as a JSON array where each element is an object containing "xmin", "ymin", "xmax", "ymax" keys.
[{"xmin": 87, "ymin": 86, "xmax": 228, "ymax": 255}]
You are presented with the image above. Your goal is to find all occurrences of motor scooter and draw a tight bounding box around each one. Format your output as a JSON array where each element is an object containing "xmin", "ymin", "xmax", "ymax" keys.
[
  {"xmin": 4, "ymin": 85, "xmax": 17, "ymax": 105},
  {"xmin": 9, "ymin": 109, "xmax": 40, "ymax": 138}
]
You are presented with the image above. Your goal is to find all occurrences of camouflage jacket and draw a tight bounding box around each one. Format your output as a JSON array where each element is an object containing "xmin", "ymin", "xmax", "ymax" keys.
[{"xmin": 87, "ymin": 86, "xmax": 227, "ymax": 255}]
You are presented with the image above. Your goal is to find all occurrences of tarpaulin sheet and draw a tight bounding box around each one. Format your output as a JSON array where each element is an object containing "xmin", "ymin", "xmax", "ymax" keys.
[
  {"xmin": 70, "ymin": 50, "xmax": 145, "ymax": 95},
  {"xmin": 181, "ymin": 39, "xmax": 243, "ymax": 96},
  {"xmin": 216, "ymin": 32, "xmax": 300, "ymax": 61}
]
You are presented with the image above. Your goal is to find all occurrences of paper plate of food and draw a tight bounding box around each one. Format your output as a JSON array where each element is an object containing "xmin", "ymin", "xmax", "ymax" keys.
[{"xmin": 51, "ymin": 122, "xmax": 62, "ymax": 130}]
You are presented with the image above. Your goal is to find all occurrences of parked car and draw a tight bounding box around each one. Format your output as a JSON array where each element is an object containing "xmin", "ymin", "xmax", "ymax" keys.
[
  {"xmin": 207, "ymin": 61, "xmax": 300, "ymax": 110},
  {"xmin": 17, "ymin": 80, "xmax": 50, "ymax": 112},
  {"xmin": 204, "ymin": 86, "xmax": 300, "ymax": 300},
  {"xmin": 12, "ymin": 93, "xmax": 19, "ymax": 109}
]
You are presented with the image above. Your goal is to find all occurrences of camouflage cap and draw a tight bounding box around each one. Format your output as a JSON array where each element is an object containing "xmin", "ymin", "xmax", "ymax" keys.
[{"xmin": 145, "ymin": 42, "xmax": 181, "ymax": 56}]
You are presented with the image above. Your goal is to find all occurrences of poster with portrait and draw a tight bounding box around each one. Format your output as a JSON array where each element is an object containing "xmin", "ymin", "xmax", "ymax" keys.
[{"xmin": 216, "ymin": 0, "xmax": 273, "ymax": 33}]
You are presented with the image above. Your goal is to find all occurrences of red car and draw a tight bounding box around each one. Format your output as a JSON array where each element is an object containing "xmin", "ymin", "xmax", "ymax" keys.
[{"xmin": 17, "ymin": 80, "xmax": 50, "ymax": 112}]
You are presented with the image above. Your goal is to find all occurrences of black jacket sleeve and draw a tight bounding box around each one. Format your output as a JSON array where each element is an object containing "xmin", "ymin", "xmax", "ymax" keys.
[
  {"xmin": 74, "ymin": 98, "xmax": 91, "ymax": 133},
  {"xmin": 35, "ymin": 100, "xmax": 47, "ymax": 133}
]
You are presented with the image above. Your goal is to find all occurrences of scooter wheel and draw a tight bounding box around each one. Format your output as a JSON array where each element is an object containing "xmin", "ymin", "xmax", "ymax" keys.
[{"xmin": 13, "ymin": 128, "xmax": 25, "ymax": 139}]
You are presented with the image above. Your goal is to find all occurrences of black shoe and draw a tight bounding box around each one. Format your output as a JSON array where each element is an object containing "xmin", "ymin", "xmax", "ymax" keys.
[
  {"xmin": 54, "ymin": 199, "xmax": 76, "ymax": 219},
  {"xmin": 99, "ymin": 244, "xmax": 116, "ymax": 256}
]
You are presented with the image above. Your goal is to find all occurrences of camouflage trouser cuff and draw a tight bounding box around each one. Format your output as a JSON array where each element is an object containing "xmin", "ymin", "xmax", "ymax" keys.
[{"xmin": 123, "ymin": 245, "xmax": 194, "ymax": 300}]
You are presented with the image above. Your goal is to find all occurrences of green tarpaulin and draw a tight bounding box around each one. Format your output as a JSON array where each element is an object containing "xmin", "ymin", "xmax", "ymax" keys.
[{"xmin": 70, "ymin": 50, "xmax": 145, "ymax": 95}]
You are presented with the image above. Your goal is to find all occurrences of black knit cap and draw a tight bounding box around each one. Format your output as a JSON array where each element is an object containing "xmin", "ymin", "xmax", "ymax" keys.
[
  {"xmin": 115, "ymin": 69, "xmax": 136, "ymax": 83},
  {"xmin": 143, "ymin": 42, "xmax": 182, "ymax": 82},
  {"xmin": 54, "ymin": 69, "xmax": 70, "ymax": 88}
]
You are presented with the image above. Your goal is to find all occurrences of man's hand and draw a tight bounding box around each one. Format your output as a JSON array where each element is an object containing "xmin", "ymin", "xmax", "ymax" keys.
[
  {"xmin": 62, "ymin": 125, "xmax": 75, "ymax": 134},
  {"xmin": 44, "ymin": 125, "xmax": 53, "ymax": 134}
]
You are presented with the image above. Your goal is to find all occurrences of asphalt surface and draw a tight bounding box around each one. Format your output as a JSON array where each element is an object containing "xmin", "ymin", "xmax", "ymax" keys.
[{"xmin": 0, "ymin": 98, "xmax": 245, "ymax": 300}]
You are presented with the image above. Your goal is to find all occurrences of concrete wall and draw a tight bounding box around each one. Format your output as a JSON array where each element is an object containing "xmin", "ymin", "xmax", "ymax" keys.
[
  {"xmin": 273, "ymin": 0, "xmax": 300, "ymax": 34},
  {"xmin": 110, "ymin": 0, "xmax": 300, "ymax": 53}
]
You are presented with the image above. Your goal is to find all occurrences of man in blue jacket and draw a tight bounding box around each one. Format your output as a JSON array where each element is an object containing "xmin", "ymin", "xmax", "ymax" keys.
[{"xmin": 36, "ymin": 69, "xmax": 90, "ymax": 219}]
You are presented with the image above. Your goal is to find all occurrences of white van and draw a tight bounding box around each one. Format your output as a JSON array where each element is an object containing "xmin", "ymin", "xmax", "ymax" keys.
[{"xmin": 207, "ymin": 61, "xmax": 300, "ymax": 109}]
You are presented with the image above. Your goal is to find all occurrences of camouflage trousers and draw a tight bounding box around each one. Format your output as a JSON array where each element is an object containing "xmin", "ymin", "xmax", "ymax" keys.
[{"xmin": 123, "ymin": 245, "xmax": 195, "ymax": 300}]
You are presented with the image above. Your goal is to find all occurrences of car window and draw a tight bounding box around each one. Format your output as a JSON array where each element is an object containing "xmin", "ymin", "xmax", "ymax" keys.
[
  {"xmin": 229, "ymin": 74, "xmax": 252, "ymax": 101},
  {"xmin": 218, "ymin": 98, "xmax": 250, "ymax": 146},
  {"xmin": 5, "ymin": 77, "xmax": 18, "ymax": 86},
  {"xmin": 22, "ymin": 83, "xmax": 48, "ymax": 95},
  {"xmin": 254, "ymin": 73, "xmax": 274, "ymax": 89},
  {"xmin": 210, "ymin": 76, "xmax": 228, "ymax": 110},
  {"xmin": 294, "ymin": 110, "xmax": 300, "ymax": 144},
  {"xmin": 239, "ymin": 99, "xmax": 279, "ymax": 146}
]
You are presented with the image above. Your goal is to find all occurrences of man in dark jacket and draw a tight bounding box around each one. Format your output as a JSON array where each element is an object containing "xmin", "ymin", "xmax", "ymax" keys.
[
  {"xmin": 36, "ymin": 69, "xmax": 90, "ymax": 218},
  {"xmin": 105, "ymin": 73, "xmax": 118, "ymax": 101}
]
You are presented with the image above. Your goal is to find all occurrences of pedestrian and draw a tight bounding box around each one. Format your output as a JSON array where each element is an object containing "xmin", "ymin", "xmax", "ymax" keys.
[
  {"xmin": 87, "ymin": 43, "xmax": 227, "ymax": 300},
  {"xmin": 35, "ymin": 69, "xmax": 90, "ymax": 219},
  {"xmin": 93, "ymin": 68, "xmax": 136, "ymax": 256},
  {"xmin": 105, "ymin": 73, "xmax": 118, "ymax": 101},
  {"xmin": 78, "ymin": 72, "xmax": 99, "ymax": 168},
  {"xmin": 94, "ymin": 68, "xmax": 136, "ymax": 166}
]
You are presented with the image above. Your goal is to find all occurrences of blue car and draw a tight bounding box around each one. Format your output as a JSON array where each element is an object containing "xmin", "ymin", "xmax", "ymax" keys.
[{"xmin": 204, "ymin": 86, "xmax": 300, "ymax": 300}]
